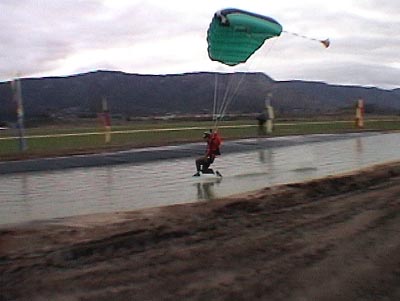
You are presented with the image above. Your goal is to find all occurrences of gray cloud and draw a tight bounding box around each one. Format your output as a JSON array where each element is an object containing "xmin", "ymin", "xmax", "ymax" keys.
[
  {"xmin": 359, "ymin": 0, "xmax": 400, "ymax": 17},
  {"xmin": 308, "ymin": 62, "xmax": 400, "ymax": 88},
  {"xmin": 0, "ymin": 0, "xmax": 398, "ymax": 89},
  {"xmin": 0, "ymin": 0, "xmax": 102, "ymax": 77}
]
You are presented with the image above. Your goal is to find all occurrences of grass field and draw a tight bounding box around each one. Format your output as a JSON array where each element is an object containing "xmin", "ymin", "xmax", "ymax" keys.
[{"xmin": 1, "ymin": 117, "xmax": 400, "ymax": 160}]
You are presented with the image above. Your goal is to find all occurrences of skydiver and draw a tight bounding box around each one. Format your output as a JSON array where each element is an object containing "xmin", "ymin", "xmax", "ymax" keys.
[{"xmin": 193, "ymin": 129, "xmax": 222, "ymax": 177}]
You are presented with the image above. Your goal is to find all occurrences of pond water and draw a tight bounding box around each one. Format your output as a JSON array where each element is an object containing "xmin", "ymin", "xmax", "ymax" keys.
[{"xmin": 1, "ymin": 132, "xmax": 400, "ymax": 226}]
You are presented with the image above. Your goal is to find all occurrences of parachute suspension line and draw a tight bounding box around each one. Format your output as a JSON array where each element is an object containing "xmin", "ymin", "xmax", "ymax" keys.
[
  {"xmin": 218, "ymin": 73, "xmax": 247, "ymax": 119},
  {"xmin": 213, "ymin": 73, "xmax": 233, "ymax": 129},
  {"xmin": 212, "ymin": 71, "xmax": 234, "ymax": 129},
  {"xmin": 215, "ymin": 36, "xmax": 278, "ymax": 127},
  {"xmin": 214, "ymin": 46, "xmax": 255, "ymax": 125},
  {"xmin": 282, "ymin": 30, "xmax": 330, "ymax": 48},
  {"xmin": 214, "ymin": 72, "xmax": 238, "ymax": 128},
  {"xmin": 218, "ymin": 74, "xmax": 236, "ymax": 115},
  {"xmin": 211, "ymin": 43, "xmax": 241, "ymax": 130},
  {"xmin": 215, "ymin": 71, "xmax": 246, "ymax": 128},
  {"xmin": 212, "ymin": 72, "xmax": 229, "ymax": 131}
]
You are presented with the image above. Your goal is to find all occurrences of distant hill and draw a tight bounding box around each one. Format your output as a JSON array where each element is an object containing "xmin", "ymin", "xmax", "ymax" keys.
[{"xmin": 0, "ymin": 70, "xmax": 399, "ymax": 121}]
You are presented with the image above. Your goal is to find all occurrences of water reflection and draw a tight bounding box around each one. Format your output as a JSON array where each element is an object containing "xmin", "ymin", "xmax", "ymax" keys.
[
  {"xmin": 1, "ymin": 132, "xmax": 400, "ymax": 225},
  {"xmin": 100, "ymin": 166, "xmax": 115, "ymax": 203},
  {"xmin": 355, "ymin": 137, "xmax": 363, "ymax": 154},
  {"xmin": 196, "ymin": 178, "xmax": 222, "ymax": 200},
  {"xmin": 19, "ymin": 174, "xmax": 32, "ymax": 217}
]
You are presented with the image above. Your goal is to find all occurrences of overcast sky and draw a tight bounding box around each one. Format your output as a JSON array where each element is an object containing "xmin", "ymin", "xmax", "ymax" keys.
[{"xmin": 1, "ymin": 0, "xmax": 399, "ymax": 89}]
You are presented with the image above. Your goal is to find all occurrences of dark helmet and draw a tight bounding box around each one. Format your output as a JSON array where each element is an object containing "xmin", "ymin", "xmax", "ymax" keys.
[{"xmin": 203, "ymin": 131, "xmax": 211, "ymax": 138}]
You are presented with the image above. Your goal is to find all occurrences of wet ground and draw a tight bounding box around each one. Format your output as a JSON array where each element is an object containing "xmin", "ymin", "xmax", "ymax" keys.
[
  {"xmin": 1, "ymin": 132, "xmax": 400, "ymax": 225},
  {"xmin": 1, "ymin": 161, "xmax": 400, "ymax": 300}
]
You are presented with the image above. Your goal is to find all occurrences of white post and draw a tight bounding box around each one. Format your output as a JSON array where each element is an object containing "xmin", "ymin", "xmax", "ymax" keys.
[
  {"xmin": 11, "ymin": 79, "xmax": 28, "ymax": 151},
  {"xmin": 355, "ymin": 99, "xmax": 364, "ymax": 128},
  {"xmin": 102, "ymin": 97, "xmax": 111, "ymax": 143},
  {"xmin": 265, "ymin": 93, "xmax": 274, "ymax": 134}
]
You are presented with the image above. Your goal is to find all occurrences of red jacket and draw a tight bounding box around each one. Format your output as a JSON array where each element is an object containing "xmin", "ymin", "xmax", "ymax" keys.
[{"xmin": 206, "ymin": 132, "xmax": 221, "ymax": 157}]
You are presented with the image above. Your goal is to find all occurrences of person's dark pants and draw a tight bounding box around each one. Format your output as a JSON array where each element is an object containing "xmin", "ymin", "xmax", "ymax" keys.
[{"xmin": 196, "ymin": 156, "xmax": 214, "ymax": 173}]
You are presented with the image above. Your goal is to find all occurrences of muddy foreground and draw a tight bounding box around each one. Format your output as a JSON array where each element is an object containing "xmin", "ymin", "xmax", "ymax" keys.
[{"xmin": 1, "ymin": 162, "xmax": 400, "ymax": 301}]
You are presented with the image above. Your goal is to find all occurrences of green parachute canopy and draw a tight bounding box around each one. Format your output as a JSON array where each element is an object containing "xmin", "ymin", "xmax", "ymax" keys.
[{"xmin": 207, "ymin": 8, "xmax": 283, "ymax": 66}]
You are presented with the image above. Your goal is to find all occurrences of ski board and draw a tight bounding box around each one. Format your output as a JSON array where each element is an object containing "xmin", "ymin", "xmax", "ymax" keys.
[{"xmin": 193, "ymin": 170, "xmax": 222, "ymax": 178}]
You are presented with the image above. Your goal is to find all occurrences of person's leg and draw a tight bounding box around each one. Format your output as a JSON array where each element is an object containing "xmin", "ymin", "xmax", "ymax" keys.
[
  {"xmin": 194, "ymin": 157, "xmax": 207, "ymax": 176},
  {"xmin": 202, "ymin": 157, "xmax": 214, "ymax": 174},
  {"xmin": 202, "ymin": 160, "xmax": 210, "ymax": 172},
  {"xmin": 195, "ymin": 157, "xmax": 203, "ymax": 172}
]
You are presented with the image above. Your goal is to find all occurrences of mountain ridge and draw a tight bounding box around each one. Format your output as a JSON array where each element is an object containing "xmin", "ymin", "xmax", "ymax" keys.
[{"xmin": 0, "ymin": 70, "xmax": 399, "ymax": 121}]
